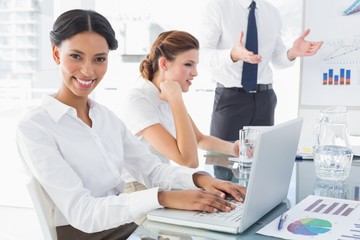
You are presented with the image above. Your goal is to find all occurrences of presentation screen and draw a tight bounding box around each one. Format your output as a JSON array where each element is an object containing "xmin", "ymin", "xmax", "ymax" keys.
[{"xmin": 300, "ymin": 0, "xmax": 360, "ymax": 106}]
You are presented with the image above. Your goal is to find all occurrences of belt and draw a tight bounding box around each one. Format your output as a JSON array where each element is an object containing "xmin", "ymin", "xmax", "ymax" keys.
[{"xmin": 217, "ymin": 83, "xmax": 273, "ymax": 93}]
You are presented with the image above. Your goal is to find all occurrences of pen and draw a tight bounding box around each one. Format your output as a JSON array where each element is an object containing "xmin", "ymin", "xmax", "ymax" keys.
[{"xmin": 277, "ymin": 213, "xmax": 287, "ymax": 230}]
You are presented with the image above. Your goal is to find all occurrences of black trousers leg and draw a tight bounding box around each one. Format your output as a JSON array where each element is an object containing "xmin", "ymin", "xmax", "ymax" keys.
[{"xmin": 56, "ymin": 222, "xmax": 138, "ymax": 240}]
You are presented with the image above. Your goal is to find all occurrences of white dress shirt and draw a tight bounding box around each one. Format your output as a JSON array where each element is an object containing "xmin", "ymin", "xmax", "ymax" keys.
[
  {"xmin": 122, "ymin": 78, "xmax": 177, "ymax": 182},
  {"xmin": 16, "ymin": 95, "xmax": 198, "ymax": 233},
  {"xmin": 197, "ymin": 0, "xmax": 295, "ymax": 88}
]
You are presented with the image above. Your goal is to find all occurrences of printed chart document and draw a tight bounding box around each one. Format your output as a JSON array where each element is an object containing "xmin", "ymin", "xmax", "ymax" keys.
[{"xmin": 257, "ymin": 195, "xmax": 360, "ymax": 240}]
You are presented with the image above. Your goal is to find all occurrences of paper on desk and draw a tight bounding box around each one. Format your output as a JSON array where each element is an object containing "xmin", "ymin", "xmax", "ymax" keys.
[
  {"xmin": 296, "ymin": 147, "xmax": 313, "ymax": 160},
  {"xmin": 296, "ymin": 146, "xmax": 360, "ymax": 160},
  {"xmin": 257, "ymin": 195, "xmax": 360, "ymax": 240}
]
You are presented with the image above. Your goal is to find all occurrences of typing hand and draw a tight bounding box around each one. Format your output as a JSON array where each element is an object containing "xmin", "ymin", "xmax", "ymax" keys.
[
  {"xmin": 193, "ymin": 173, "xmax": 246, "ymax": 203},
  {"xmin": 158, "ymin": 190, "xmax": 236, "ymax": 213}
]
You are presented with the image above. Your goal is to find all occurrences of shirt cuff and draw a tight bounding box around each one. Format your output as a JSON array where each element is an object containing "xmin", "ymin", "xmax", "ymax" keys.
[
  {"xmin": 282, "ymin": 51, "xmax": 296, "ymax": 66},
  {"xmin": 128, "ymin": 187, "xmax": 163, "ymax": 216},
  {"xmin": 174, "ymin": 166, "xmax": 202, "ymax": 190}
]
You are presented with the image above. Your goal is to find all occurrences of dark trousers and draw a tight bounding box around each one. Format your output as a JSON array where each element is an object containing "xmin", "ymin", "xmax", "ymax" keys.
[
  {"xmin": 210, "ymin": 85, "xmax": 277, "ymax": 181},
  {"xmin": 56, "ymin": 222, "xmax": 138, "ymax": 240}
]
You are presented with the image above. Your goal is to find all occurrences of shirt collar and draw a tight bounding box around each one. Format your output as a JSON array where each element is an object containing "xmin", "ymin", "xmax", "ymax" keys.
[
  {"xmin": 42, "ymin": 95, "xmax": 96, "ymax": 123},
  {"xmin": 240, "ymin": 0, "xmax": 257, "ymax": 9}
]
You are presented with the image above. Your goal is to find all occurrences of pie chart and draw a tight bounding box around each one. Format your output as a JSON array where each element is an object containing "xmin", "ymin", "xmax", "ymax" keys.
[{"xmin": 287, "ymin": 218, "xmax": 332, "ymax": 236}]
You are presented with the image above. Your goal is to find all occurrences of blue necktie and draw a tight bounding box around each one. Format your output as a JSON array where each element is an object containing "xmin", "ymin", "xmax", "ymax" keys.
[{"xmin": 241, "ymin": 1, "xmax": 258, "ymax": 92}]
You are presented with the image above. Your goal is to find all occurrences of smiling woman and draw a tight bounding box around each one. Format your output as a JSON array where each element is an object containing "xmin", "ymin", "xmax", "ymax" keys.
[
  {"xmin": 48, "ymin": 9, "xmax": 118, "ymax": 127},
  {"xmin": 15, "ymin": 9, "xmax": 246, "ymax": 240},
  {"xmin": 0, "ymin": 1, "xmax": 302, "ymax": 239},
  {"xmin": 52, "ymin": 32, "xmax": 109, "ymax": 97}
]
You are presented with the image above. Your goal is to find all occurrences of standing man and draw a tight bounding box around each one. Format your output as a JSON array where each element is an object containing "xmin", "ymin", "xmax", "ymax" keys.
[
  {"xmin": 197, "ymin": 0, "xmax": 323, "ymax": 142},
  {"xmin": 196, "ymin": 0, "xmax": 322, "ymax": 181}
]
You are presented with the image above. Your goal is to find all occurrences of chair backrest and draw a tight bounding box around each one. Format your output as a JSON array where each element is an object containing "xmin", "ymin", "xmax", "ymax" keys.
[{"xmin": 26, "ymin": 177, "xmax": 57, "ymax": 240}]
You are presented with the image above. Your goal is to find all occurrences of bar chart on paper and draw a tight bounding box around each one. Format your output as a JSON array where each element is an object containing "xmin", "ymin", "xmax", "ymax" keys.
[
  {"xmin": 257, "ymin": 195, "xmax": 360, "ymax": 240},
  {"xmin": 341, "ymin": 221, "xmax": 360, "ymax": 240},
  {"xmin": 304, "ymin": 197, "xmax": 358, "ymax": 216}
]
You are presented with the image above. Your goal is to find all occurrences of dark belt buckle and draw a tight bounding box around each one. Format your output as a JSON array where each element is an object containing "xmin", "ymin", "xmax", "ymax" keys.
[{"xmin": 249, "ymin": 90, "xmax": 257, "ymax": 93}]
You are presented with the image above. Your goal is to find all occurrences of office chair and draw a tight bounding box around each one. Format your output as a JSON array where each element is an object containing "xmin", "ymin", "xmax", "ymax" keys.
[{"xmin": 26, "ymin": 177, "xmax": 57, "ymax": 240}]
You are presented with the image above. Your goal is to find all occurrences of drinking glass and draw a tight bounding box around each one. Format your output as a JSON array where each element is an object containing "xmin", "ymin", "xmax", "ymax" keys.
[
  {"xmin": 314, "ymin": 106, "xmax": 353, "ymax": 181},
  {"xmin": 238, "ymin": 128, "xmax": 258, "ymax": 185}
]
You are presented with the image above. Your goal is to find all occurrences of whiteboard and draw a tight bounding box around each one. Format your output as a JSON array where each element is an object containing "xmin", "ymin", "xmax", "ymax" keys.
[
  {"xmin": 298, "ymin": 0, "xmax": 360, "ymax": 147},
  {"xmin": 300, "ymin": 0, "xmax": 360, "ymax": 106}
]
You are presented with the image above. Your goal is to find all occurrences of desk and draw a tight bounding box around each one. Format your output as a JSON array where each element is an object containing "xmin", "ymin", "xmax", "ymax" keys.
[
  {"xmin": 128, "ymin": 153, "xmax": 291, "ymax": 240},
  {"xmin": 128, "ymin": 155, "xmax": 360, "ymax": 240}
]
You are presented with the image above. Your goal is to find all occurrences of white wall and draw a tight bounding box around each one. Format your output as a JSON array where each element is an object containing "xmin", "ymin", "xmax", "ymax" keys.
[
  {"xmin": 0, "ymin": 0, "xmax": 305, "ymax": 209},
  {"xmin": 96, "ymin": 0, "xmax": 303, "ymax": 134}
]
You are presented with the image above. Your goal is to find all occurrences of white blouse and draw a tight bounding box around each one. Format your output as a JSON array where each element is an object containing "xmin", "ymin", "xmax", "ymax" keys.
[
  {"xmin": 16, "ymin": 95, "xmax": 198, "ymax": 233},
  {"xmin": 123, "ymin": 78, "xmax": 177, "ymax": 165}
]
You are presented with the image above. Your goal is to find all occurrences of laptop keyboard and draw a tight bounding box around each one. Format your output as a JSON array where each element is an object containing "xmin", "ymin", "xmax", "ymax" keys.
[{"xmin": 194, "ymin": 198, "xmax": 244, "ymax": 223}]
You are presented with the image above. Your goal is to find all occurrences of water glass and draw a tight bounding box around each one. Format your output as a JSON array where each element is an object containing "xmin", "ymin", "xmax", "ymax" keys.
[
  {"xmin": 238, "ymin": 128, "xmax": 258, "ymax": 182},
  {"xmin": 313, "ymin": 177, "xmax": 349, "ymax": 199},
  {"xmin": 313, "ymin": 145, "xmax": 353, "ymax": 181},
  {"xmin": 313, "ymin": 106, "xmax": 353, "ymax": 181}
]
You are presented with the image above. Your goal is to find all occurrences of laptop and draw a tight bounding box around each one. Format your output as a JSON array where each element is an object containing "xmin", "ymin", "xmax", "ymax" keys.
[{"xmin": 147, "ymin": 118, "xmax": 303, "ymax": 234}]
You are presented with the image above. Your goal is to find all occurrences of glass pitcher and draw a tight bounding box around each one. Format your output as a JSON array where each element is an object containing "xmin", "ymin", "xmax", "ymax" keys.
[{"xmin": 313, "ymin": 106, "xmax": 353, "ymax": 181}]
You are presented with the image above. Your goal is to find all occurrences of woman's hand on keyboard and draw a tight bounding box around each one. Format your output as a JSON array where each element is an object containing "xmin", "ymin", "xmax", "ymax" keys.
[
  {"xmin": 192, "ymin": 172, "xmax": 246, "ymax": 203},
  {"xmin": 158, "ymin": 189, "xmax": 236, "ymax": 213}
]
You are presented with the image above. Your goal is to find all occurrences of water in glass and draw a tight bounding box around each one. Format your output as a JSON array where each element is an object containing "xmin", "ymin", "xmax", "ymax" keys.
[{"xmin": 314, "ymin": 106, "xmax": 353, "ymax": 181}]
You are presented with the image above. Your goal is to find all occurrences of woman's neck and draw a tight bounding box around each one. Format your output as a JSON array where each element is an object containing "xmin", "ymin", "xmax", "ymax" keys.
[{"xmin": 151, "ymin": 73, "xmax": 162, "ymax": 91}]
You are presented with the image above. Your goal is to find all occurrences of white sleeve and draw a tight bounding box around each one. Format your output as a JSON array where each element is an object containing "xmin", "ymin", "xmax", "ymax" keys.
[
  {"xmin": 15, "ymin": 120, "xmax": 162, "ymax": 233},
  {"xmin": 123, "ymin": 91, "xmax": 160, "ymax": 135},
  {"xmin": 269, "ymin": 9, "xmax": 295, "ymax": 69},
  {"xmin": 16, "ymin": 104, "xmax": 199, "ymax": 234},
  {"xmin": 196, "ymin": 1, "xmax": 243, "ymax": 81},
  {"xmin": 121, "ymin": 123, "xmax": 199, "ymax": 190}
]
